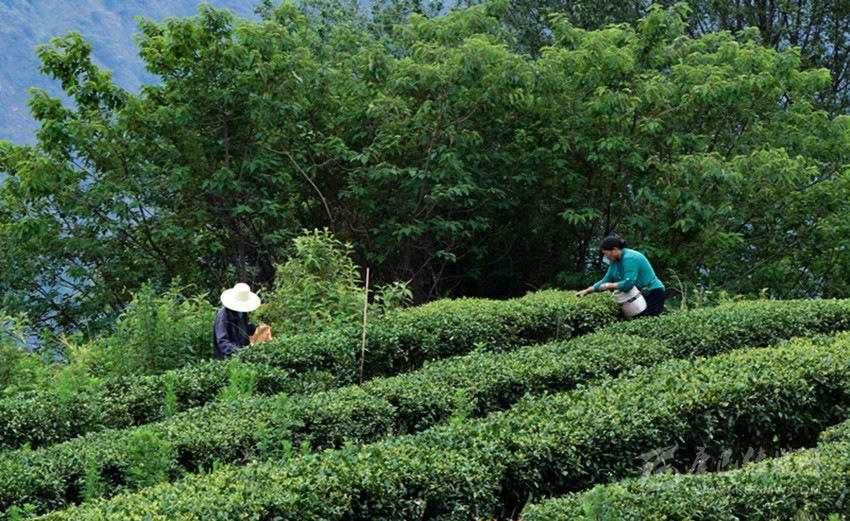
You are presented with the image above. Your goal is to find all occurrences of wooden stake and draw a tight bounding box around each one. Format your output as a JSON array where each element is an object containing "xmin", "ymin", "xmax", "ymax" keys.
[{"xmin": 359, "ymin": 267, "xmax": 370, "ymax": 385}]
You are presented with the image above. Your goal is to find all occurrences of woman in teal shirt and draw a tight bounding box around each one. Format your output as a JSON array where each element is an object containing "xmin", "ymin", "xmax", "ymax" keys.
[{"xmin": 575, "ymin": 235, "xmax": 666, "ymax": 316}]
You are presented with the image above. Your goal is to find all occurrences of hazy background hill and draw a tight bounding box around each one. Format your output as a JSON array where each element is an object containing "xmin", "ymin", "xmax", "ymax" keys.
[{"xmin": 0, "ymin": 0, "xmax": 265, "ymax": 145}]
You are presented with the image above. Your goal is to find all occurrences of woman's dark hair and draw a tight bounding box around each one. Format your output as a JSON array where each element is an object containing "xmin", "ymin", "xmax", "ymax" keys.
[{"xmin": 600, "ymin": 235, "xmax": 626, "ymax": 251}]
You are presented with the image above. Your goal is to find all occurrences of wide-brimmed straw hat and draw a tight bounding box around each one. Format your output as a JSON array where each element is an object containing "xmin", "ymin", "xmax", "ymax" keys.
[{"xmin": 220, "ymin": 283, "xmax": 261, "ymax": 312}]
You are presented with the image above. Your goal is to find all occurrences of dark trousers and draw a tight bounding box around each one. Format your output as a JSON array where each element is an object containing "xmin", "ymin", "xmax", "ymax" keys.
[{"xmin": 640, "ymin": 289, "xmax": 666, "ymax": 317}]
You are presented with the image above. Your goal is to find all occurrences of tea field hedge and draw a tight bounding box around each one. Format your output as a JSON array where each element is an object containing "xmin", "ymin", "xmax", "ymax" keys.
[
  {"xmin": 521, "ymin": 405, "xmax": 850, "ymax": 520},
  {"xmin": 32, "ymin": 332, "xmax": 850, "ymax": 520},
  {"xmin": 4, "ymin": 299, "xmax": 850, "ymax": 517},
  {"xmin": 0, "ymin": 361, "xmax": 331, "ymax": 452},
  {"xmin": 0, "ymin": 290, "xmax": 616, "ymax": 452},
  {"xmin": 0, "ymin": 334, "xmax": 664, "ymax": 518},
  {"xmin": 237, "ymin": 289, "xmax": 618, "ymax": 376},
  {"xmin": 615, "ymin": 297, "xmax": 850, "ymax": 357}
]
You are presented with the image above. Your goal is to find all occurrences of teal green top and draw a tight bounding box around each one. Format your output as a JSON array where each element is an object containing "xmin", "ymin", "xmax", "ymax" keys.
[{"xmin": 593, "ymin": 248, "xmax": 665, "ymax": 293}]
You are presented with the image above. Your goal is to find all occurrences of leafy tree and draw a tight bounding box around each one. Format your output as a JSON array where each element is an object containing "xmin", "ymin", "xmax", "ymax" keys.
[
  {"xmin": 667, "ymin": 0, "xmax": 850, "ymax": 112},
  {"xmin": 0, "ymin": 6, "xmax": 319, "ymax": 332},
  {"xmin": 1, "ymin": 1, "xmax": 849, "ymax": 334},
  {"xmin": 293, "ymin": 2, "xmax": 543, "ymax": 299},
  {"xmin": 535, "ymin": 5, "xmax": 850, "ymax": 297},
  {"xmin": 452, "ymin": 0, "xmax": 850, "ymax": 112}
]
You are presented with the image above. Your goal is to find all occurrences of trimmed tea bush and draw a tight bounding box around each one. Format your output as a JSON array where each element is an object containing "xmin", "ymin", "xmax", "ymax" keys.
[
  {"xmin": 617, "ymin": 297, "xmax": 850, "ymax": 357},
  {"xmin": 239, "ymin": 289, "xmax": 618, "ymax": 377},
  {"xmin": 0, "ymin": 291, "xmax": 616, "ymax": 452},
  {"xmin": 34, "ymin": 335, "xmax": 850, "ymax": 520},
  {"xmin": 522, "ymin": 415, "xmax": 850, "ymax": 520},
  {"xmin": 0, "ymin": 360, "xmax": 328, "ymax": 452},
  {"xmin": 0, "ymin": 333, "xmax": 658, "ymax": 518},
  {"xmin": 5, "ymin": 300, "xmax": 850, "ymax": 517}
]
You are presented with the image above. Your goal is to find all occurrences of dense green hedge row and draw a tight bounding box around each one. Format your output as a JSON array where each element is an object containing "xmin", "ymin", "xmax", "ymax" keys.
[
  {"xmin": 0, "ymin": 291, "xmax": 615, "ymax": 453},
  {"xmin": 35, "ymin": 333, "xmax": 850, "ymax": 520},
  {"xmin": 238, "ymin": 289, "xmax": 618, "ymax": 377},
  {"xmin": 4, "ymin": 298, "xmax": 850, "ymax": 518},
  {"xmin": 616, "ymin": 297, "xmax": 850, "ymax": 357},
  {"xmin": 0, "ymin": 333, "xmax": 660, "ymax": 518},
  {"xmin": 522, "ymin": 403, "xmax": 850, "ymax": 520},
  {"xmin": 370, "ymin": 298, "xmax": 850, "ymax": 432},
  {"xmin": 819, "ymin": 412, "xmax": 850, "ymax": 445},
  {"xmin": 0, "ymin": 361, "xmax": 327, "ymax": 452}
]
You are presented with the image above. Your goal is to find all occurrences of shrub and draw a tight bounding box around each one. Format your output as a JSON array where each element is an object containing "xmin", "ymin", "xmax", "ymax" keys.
[
  {"xmin": 819, "ymin": 413, "xmax": 850, "ymax": 445},
  {"xmin": 522, "ymin": 414, "xmax": 850, "ymax": 520},
  {"xmin": 616, "ymin": 298, "xmax": 850, "ymax": 358},
  {"xmin": 0, "ymin": 314, "xmax": 52, "ymax": 394},
  {"xmin": 218, "ymin": 359, "xmax": 258, "ymax": 402},
  {"xmin": 0, "ymin": 290, "xmax": 616, "ymax": 452},
  {"xmin": 122, "ymin": 429, "xmax": 175, "ymax": 490},
  {"xmin": 0, "ymin": 361, "xmax": 328, "ymax": 452},
  {"xmin": 26, "ymin": 332, "xmax": 850, "ymax": 520},
  {"xmin": 80, "ymin": 282, "xmax": 218, "ymax": 377},
  {"xmin": 241, "ymin": 289, "xmax": 618, "ymax": 380},
  {"xmin": 5, "ymin": 299, "xmax": 850, "ymax": 517},
  {"xmin": 0, "ymin": 332, "xmax": 649, "ymax": 518},
  {"xmin": 256, "ymin": 228, "xmax": 412, "ymax": 335},
  {"xmin": 257, "ymin": 228, "xmax": 365, "ymax": 334}
]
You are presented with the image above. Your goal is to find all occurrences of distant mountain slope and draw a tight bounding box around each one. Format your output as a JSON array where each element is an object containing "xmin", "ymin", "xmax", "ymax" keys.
[{"xmin": 0, "ymin": 1, "xmax": 262, "ymax": 145}]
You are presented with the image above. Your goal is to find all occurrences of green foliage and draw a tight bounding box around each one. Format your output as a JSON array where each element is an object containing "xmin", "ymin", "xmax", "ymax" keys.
[
  {"xmin": 447, "ymin": 388, "xmax": 474, "ymax": 426},
  {"xmin": 218, "ymin": 359, "xmax": 257, "ymax": 402},
  {"xmin": 670, "ymin": 0, "xmax": 850, "ymax": 112},
  {"xmin": 523, "ymin": 411, "xmax": 850, "ymax": 519},
  {"xmin": 5, "ymin": 298, "xmax": 850, "ymax": 518},
  {"xmin": 1, "ymin": 2, "xmax": 849, "ymax": 333},
  {"xmin": 256, "ymin": 394, "xmax": 297, "ymax": 461},
  {"xmin": 121, "ymin": 429, "xmax": 174, "ymax": 490},
  {"xmin": 0, "ymin": 360, "xmax": 315, "ymax": 452},
  {"xmin": 258, "ymin": 228, "xmax": 413, "ymax": 335},
  {"xmin": 617, "ymin": 298, "xmax": 850, "ymax": 358},
  {"xmin": 80, "ymin": 455, "xmax": 105, "ymax": 503},
  {"xmin": 6, "ymin": 504, "xmax": 36, "ymax": 521},
  {"xmin": 0, "ymin": 7, "xmax": 310, "ymax": 334},
  {"xmin": 429, "ymin": 0, "xmax": 850, "ymax": 113},
  {"xmin": 0, "ymin": 289, "xmax": 609, "ymax": 453},
  {"xmin": 241, "ymin": 289, "xmax": 618, "ymax": 380},
  {"xmin": 257, "ymin": 228, "xmax": 365, "ymax": 334},
  {"xmin": 0, "ymin": 314, "xmax": 50, "ymax": 394},
  {"xmin": 371, "ymin": 280, "xmax": 414, "ymax": 314},
  {"xmin": 0, "ymin": 290, "xmax": 614, "ymax": 516},
  {"xmin": 535, "ymin": 6, "xmax": 850, "ymax": 299},
  {"xmin": 52, "ymin": 361, "xmax": 97, "ymax": 407},
  {"xmin": 82, "ymin": 282, "xmax": 217, "ymax": 377},
  {"xmin": 161, "ymin": 372, "xmax": 178, "ymax": 418},
  {"xmin": 3, "ymin": 7, "xmax": 850, "ymax": 517},
  {"xmin": 30, "ymin": 332, "xmax": 850, "ymax": 520}
]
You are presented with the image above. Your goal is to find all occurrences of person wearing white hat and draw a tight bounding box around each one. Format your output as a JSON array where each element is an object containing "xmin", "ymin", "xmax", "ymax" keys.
[{"xmin": 213, "ymin": 282, "xmax": 266, "ymax": 359}]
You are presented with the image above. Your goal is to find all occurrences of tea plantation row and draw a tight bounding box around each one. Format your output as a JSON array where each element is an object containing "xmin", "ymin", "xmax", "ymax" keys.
[
  {"xmin": 4, "ymin": 299, "xmax": 850, "ymax": 517},
  {"xmin": 0, "ymin": 290, "xmax": 616, "ymax": 451},
  {"xmin": 32, "ymin": 334, "xmax": 850, "ymax": 520},
  {"xmin": 523, "ymin": 384, "xmax": 850, "ymax": 519}
]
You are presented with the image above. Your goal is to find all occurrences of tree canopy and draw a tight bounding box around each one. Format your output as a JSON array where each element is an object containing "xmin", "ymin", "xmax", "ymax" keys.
[{"xmin": 1, "ymin": 1, "xmax": 848, "ymax": 333}]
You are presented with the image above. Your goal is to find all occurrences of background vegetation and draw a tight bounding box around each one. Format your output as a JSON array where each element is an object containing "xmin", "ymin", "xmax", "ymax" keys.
[
  {"xmin": 1, "ymin": 2, "xmax": 849, "ymax": 519},
  {"xmin": 0, "ymin": 0, "xmax": 848, "ymax": 339}
]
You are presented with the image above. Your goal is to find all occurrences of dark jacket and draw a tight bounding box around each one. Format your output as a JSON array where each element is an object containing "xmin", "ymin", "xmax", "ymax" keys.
[{"xmin": 213, "ymin": 306, "xmax": 257, "ymax": 360}]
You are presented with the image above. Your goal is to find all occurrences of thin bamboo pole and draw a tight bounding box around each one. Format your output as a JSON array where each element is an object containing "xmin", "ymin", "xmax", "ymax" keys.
[{"xmin": 359, "ymin": 268, "xmax": 370, "ymax": 385}]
